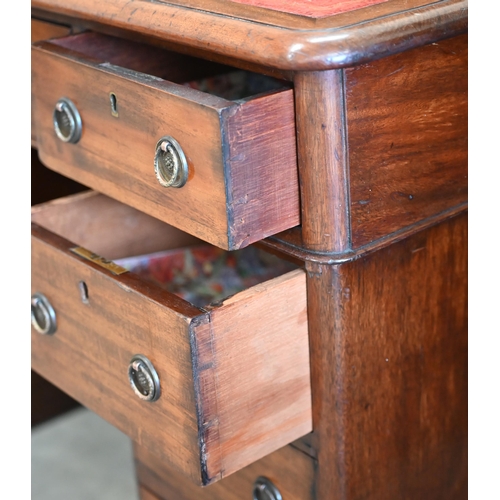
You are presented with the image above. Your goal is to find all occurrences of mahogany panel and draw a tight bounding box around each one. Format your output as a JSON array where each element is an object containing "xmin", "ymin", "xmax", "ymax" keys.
[
  {"xmin": 134, "ymin": 442, "xmax": 315, "ymax": 500},
  {"xmin": 306, "ymin": 212, "xmax": 467, "ymax": 499},
  {"xmin": 346, "ymin": 34, "xmax": 468, "ymax": 248}
]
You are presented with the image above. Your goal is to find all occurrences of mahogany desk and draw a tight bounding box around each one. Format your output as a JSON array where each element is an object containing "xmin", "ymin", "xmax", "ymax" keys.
[{"xmin": 31, "ymin": 1, "xmax": 468, "ymax": 499}]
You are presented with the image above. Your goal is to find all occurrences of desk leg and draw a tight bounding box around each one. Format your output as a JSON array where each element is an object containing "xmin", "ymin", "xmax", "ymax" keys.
[{"xmin": 305, "ymin": 213, "xmax": 468, "ymax": 499}]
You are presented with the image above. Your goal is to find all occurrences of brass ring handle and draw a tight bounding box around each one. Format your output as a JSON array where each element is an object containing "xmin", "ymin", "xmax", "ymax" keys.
[
  {"xmin": 31, "ymin": 293, "xmax": 57, "ymax": 335},
  {"xmin": 53, "ymin": 97, "xmax": 82, "ymax": 144},
  {"xmin": 128, "ymin": 354, "xmax": 161, "ymax": 402},
  {"xmin": 154, "ymin": 136, "xmax": 189, "ymax": 188}
]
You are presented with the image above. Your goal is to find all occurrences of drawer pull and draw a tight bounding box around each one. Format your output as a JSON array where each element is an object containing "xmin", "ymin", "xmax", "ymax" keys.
[
  {"xmin": 53, "ymin": 97, "xmax": 82, "ymax": 144},
  {"xmin": 128, "ymin": 354, "xmax": 161, "ymax": 402},
  {"xmin": 31, "ymin": 293, "xmax": 57, "ymax": 335},
  {"xmin": 253, "ymin": 477, "xmax": 282, "ymax": 500},
  {"xmin": 154, "ymin": 136, "xmax": 188, "ymax": 188}
]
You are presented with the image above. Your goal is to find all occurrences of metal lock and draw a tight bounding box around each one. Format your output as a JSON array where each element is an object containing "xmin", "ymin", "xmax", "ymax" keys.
[
  {"xmin": 154, "ymin": 136, "xmax": 189, "ymax": 188},
  {"xmin": 53, "ymin": 97, "xmax": 82, "ymax": 144},
  {"xmin": 31, "ymin": 293, "xmax": 57, "ymax": 335},
  {"xmin": 252, "ymin": 477, "xmax": 283, "ymax": 500},
  {"xmin": 128, "ymin": 354, "xmax": 161, "ymax": 402}
]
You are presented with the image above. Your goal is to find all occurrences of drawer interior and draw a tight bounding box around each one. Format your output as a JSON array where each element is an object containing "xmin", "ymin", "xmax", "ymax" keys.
[
  {"xmin": 46, "ymin": 31, "xmax": 289, "ymax": 101},
  {"xmin": 31, "ymin": 191, "xmax": 298, "ymax": 309}
]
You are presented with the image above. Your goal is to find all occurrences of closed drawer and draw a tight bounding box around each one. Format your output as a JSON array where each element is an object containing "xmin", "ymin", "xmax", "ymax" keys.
[
  {"xmin": 31, "ymin": 191, "xmax": 311, "ymax": 486},
  {"xmin": 135, "ymin": 441, "xmax": 315, "ymax": 500},
  {"xmin": 31, "ymin": 31, "xmax": 300, "ymax": 251}
]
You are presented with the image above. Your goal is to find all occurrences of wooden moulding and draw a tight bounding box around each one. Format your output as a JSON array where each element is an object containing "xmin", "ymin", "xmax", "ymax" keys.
[
  {"xmin": 31, "ymin": 192, "xmax": 311, "ymax": 485},
  {"xmin": 31, "ymin": 32, "xmax": 299, "ymax": 250},
  {"xmin": 294, "ymin": 69, "xmax": 350, "ymax": 253},
  {"xmin": 31, "ymin": 0, "xmax": 467, "ymax": 71}
]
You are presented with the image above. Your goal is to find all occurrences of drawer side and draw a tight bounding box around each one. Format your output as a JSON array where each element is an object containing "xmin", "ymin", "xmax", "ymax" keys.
[
  {"xmin": 223, "ymin": 90, "xmax": 300, "ymax": 249},
  {"xmin": 191, "ymin": 269, "xmax": 312, "ymax": 483}
]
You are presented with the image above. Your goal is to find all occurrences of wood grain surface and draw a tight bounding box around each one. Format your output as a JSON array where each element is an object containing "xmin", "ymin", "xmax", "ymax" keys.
[
  {"xmin": 346, "ymin": 34, "xmax": 468, "ymax": 248},
  {"xmin": 32, "ymin": 32, "xmax": 299, "ymax": 250},
  {"xmin": 305, "ymin": 212, "xmax": 467, "ymax": 499},
  {"xmin": 223, "ymin": 91, "xmax": 299, "ymax": 249},
  {"xmin": 135, "ymin": 442, "xmax": 315, "ymax": 500},
  {"xmin": 32, "ymin": 193, "xmax": 311, "ymax": 485},
  {"xmin": 196, "ymin": 270, "xmax": 311, "ymax": 482}
]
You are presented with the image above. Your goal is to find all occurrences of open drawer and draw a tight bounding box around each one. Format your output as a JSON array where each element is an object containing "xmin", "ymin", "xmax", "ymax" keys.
[
  {"xmin": 31, "ymin": 191, "xmax": 311, "ymax": 486},
  {"xmin": 31, "ymin": 31, "xmax": 300, "ymax": 250}
]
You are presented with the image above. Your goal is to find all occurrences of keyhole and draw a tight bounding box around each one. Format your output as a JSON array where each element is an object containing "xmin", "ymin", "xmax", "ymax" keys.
[
  {"xmin": 78, "ymin": 281, "xmax": 89, "ymax": 304},
  {"xmin": 109, "ymin": 92, "xmax": 118, "ymax": 117}
]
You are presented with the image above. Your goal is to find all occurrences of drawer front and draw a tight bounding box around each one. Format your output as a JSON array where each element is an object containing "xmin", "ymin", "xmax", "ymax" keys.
[
  {"xmin": 31, "ymin": 192, "xmax": 311, "ymax": 485},
  {"xmin": 135, "ymin": 442, "xmax": 315, "ymax": 500},
  {"xmin": 31, "ymin": 32, "xmax": 300, "ymax": 251}
]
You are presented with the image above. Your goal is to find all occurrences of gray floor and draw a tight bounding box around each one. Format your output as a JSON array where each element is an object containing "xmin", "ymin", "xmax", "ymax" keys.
[{"xmin": 32, "ymin": 407, "xmax": 139, "ymax": 500}]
